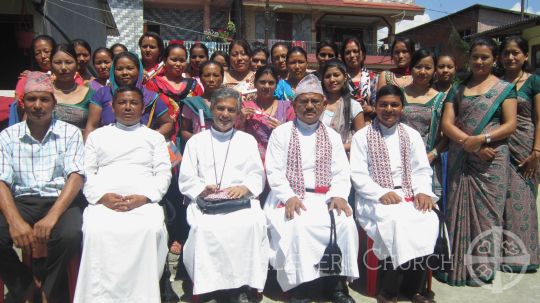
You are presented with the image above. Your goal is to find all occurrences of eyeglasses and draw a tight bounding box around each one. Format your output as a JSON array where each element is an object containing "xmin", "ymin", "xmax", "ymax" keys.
[{"xmin": 296, "ymin": 99, "xmax": 324, "ymax": 107}]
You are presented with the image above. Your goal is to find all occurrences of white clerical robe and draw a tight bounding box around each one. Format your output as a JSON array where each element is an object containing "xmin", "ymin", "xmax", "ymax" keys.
[
  {"xmin": 350, "ymin": 122, "xmax": 438, "ymax": 268},
  {"xmin": 178, "ymin": 128, "xmax": 270, "ymax": 295},
  {"xmin": 75, "ymin": 123, "xmax": 171, "ymax": 303},
  {"xmin": 264, "ymin": 120, "xmax": 359, "ymax": 292}
]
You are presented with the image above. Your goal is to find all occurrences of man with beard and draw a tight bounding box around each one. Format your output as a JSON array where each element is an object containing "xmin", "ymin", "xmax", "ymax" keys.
[
  {"xmin": 264, "ymin": 74, "xmax": 358, "ymax": 303},
  {"xmin": 178, "ymin": 87, "xmax": 269, "ymax": 303}
]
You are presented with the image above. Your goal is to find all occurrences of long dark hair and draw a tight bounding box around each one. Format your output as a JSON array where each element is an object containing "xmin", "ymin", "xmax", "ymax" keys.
[
  {"xmin": 228, "ymin": 39, "xmax": 252, "ymax": 57},
  {"xmin": 92, "ymin": 47, "xmax": 113, "ymax": 64},
  {"xmin": 72, "ymin": 39, "xmax": 92, "ymax": 56},
  {"xmin": 163, "ymin": 43, "xmax": 188, "ymax": 61},
  {"xmin": 286, "ymin": 46, "xmax": 307, "ymax": 62},
  {"xmin": 31, "ymin": 34, "xmax": 56, "ymax": 71},
  {"xmin": 409, "ymin": 49, "xmax": 436, "ymax": 85},
  {"xmin": 138, "ymin": 31, "xmax": 164, "ymax": 62},
  {"xmin": 200, "ymin": 60, "xmax": 225, "ymax": 77},
  {"xmin": 500, "ymin": 35, "xmax": 530, "ymax": 72},
  {"xmin": 321, "ymin": 59, "xmax": 353, "ymax": 136},
  {"xmin": 464, "ymin": 37, "xmax": 499, "ymax": 83},
  {"xmin": 270, "ymin": 42, "xmax": 290, "ymax": 62},
  {"xmin": 317, "ymin": 40, "xmax": 339, "ymax": 59},
  {"xmin": 51, "ymin": 43, "xmax": 78, "ymax": 65},
  {"xmin": 189, "ymin": 42, "xmax": 209, "ymax": 59},
  {"xmin": 391, "ymin": 36, "xmax": 415, "ymax": 57},
  {"xmin": 341, "ymin": 37, "xmax": 367, "ymax": 68}
]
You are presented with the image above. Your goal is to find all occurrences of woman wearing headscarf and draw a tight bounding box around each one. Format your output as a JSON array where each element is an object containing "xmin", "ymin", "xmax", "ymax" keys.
[{"xmin": 85, "ymin": 51, "xmax": 173, "ymax": 140}]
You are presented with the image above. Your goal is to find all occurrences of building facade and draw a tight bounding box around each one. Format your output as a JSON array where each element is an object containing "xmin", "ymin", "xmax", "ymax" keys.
[{"xmin": 384, "ymin": 4, "xmax": 535, "ymax": 70}]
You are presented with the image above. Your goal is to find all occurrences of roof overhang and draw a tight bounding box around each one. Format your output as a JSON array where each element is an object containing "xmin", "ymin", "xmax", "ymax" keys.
[
  {"xmin": 144, "ymin": 0, "xmax": 234, "ymax": 9},
  {"xmin": 243, "ymin": 0, "xmax": 423, "ymax": 19},
  {"xmin": 100, "ymin": 0, "xmax": 119, "ymax": 36},
  {"xmin": 464, "ymin": 16, "xmax": 540, "ymax": 40}
]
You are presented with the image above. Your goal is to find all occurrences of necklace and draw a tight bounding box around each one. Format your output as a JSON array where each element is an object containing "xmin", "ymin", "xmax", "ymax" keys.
[
  {"xmin": 54, "ymin": 82, "xmax": 78, "ymax": 94},
  {"xmin": 258, "ymin": 99, "xmax": 276, "ymax": 116},
  {"xmin": 505, "ymin": 71, "xmax": 525, "ymax": 85},
  {"xmin": 392, "ymin": 71, "xmax": 412, "ymax": 88},
  {"xmin": 210, "ymin": 129, "xmax": 235, "ymax": 190}
]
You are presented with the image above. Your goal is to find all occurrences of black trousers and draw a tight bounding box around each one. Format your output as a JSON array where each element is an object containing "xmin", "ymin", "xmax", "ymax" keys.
[
  {"xmin": 379, "ymin": 256, "xmax": 428, "ymax": 298},
  {"xmin": 0, "ymin": 196, "xmax": 83, "ymax": 303},
  {"xmin": 163, "ymin": 173, "xmax": 189, "ymax": 244}
]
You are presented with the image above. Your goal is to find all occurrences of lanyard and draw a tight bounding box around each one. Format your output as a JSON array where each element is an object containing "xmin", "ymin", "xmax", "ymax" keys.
[{"xmin": 210, "ymin": 129, "xmax": 235, "ymax": 190}]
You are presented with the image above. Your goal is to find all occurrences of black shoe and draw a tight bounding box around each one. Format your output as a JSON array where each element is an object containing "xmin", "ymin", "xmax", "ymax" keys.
[
  {"xmin": 289, "ymin": 284, "xmax": 310, "ymax": 303},
  {"xmin": 201, "ymin": 291, "xmax": 223, "ymax": 303},
  {"xmin": 229, "ymin": 287, "xmax": 253, "ymax": 303},
  {"xmin": 332, "ymin": 289, "xmax": 355, "ymax": 303},
  {"xmin": 289, "ymin": 296, "xmax": 311, "ymax": 303}
]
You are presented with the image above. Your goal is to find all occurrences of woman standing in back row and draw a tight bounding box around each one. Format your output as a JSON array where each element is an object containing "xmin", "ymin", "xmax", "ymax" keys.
[
  {"xmin": 499, "ymin": 35, "xmax": 540, "ymax": 273},
  {"xmin": 440, "ymin": 38, "xmax": 517, "ymax": 286},
  {"xmin": 341, "ymin": 37, "xmax": 378, "ymax": 123},
  {"xmin": 378, "ymin": 36, "xmax": 415, "ymax": 89},
  {"xmin": 223, "ymin": 39, "xmax": 256, "ymax": 102},
  {"xmin": 401, "ymin": 49, "xmax": 446, "ymax": 198}
]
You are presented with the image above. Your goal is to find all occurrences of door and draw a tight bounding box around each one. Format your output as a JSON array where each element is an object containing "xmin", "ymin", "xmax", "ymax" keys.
[{"xmin": 275, "ymin": 13, "xmax": 293, "ymax": 41}]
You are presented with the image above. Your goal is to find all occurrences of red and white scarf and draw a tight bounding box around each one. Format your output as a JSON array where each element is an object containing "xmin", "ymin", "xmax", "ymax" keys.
[
  {"xmin": 367, "ymin": 120, "xmax": 414, "ymax": 200},
  {"xmin": 286, "ymin": 121, "xmax": 332, "ymax": 200}
]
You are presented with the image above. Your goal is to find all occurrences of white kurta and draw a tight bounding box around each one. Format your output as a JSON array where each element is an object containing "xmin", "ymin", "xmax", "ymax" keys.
[
  {"xmin": 178, "ymin": 128, "xmax": 269, "ymax": 295},
  {"xmin": 350, "ymin": 122, "xmax": 438, "ymax": 268},
  {"xmin": 75, "ymin": 123, "xmax": 171, "ymax": 303},
  {"xmin": 264, "ymin": 120, "xmax": 359, "ymax": 292}
]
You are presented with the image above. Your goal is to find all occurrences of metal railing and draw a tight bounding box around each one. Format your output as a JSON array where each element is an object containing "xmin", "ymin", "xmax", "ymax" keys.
[{"xmin": 164, "ymin": 40, "xmax": 387, "ymax": 57}]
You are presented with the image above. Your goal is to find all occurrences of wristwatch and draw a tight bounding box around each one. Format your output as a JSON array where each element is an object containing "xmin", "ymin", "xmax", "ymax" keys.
[{"xmin": 485, "ymin": 133, "xmax": 492, "ymax": 144}]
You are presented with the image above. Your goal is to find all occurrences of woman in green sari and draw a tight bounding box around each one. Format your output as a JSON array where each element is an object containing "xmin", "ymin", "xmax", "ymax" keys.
[
  {"xmin": 440, "ymin": 38, "xmax": 517, "ymax": 286},
  {"xmin": 401, "ymin": 49, "xmax": 446, "ymax": 198},
  {"xmin": 500, "ymin": 36, "xmax": 540, "ymax": 272}
]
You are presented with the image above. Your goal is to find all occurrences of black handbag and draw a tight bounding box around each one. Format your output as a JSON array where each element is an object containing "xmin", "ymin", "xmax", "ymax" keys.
[
  {"xmin": 196, "ymin": 196, "xmax": 251, "ymax": 215},
  {"xmin": 428, "ymin": 208, "xmax": 451, "ymax": 271},
  {"xmin": 315, "ymin": 210, "xmax": 342, "ymax": 274}
]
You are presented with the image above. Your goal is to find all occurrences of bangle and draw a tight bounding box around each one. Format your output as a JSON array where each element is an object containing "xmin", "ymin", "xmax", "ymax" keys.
[
  {"xmin": 485, "ymin": 133, "xmax": 492, "ymax": 144},
  {"xmin": 430, "ymin": 149, "xmax": 439, "ymax": 158}
]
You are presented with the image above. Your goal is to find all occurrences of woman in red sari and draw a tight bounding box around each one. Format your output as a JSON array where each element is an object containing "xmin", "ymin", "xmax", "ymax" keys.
[
  {"xmin": 146, "ymin": 43, "xmax": 204, "ymax": 143},
  {"xmin": 139, "ymin": 32, "xmax": 165, "ymax": 83}
]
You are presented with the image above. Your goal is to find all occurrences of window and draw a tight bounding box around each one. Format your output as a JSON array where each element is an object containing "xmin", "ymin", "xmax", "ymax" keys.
[{"xmin": 147, "ymin": 24, "xmax": 160, "ymax": 35}]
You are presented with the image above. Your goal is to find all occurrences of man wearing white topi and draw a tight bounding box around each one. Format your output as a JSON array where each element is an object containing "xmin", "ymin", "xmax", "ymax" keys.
[
  {"xmin": 265, "ymin": 74, "xmax": 358, "ymax": 303},
  {"xmin": 178, "ymin": 87, "xmax": 269, "ymax": 303},
  {"xmin": 350, "ymin": 85, "xmax": 438, "ymax": 303},
  {"xmin": 74, "ymin": 86, "xmax": 171, "ymax": 303}
]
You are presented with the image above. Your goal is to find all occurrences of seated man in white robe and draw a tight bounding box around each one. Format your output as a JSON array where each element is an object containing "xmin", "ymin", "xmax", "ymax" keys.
[
  {"xmin": 265, "ymin": 74, "xmax": 359, "ymax": 303},
  {"xmin": 74, "ymin": 86, "xmax": 171, "ymax": 303},
  {"xmin": 178, "ymin": 87, "xmax": 269, "ymax": 303},
  {"xmin": 350, "ymin": 84, "xmax": 438, "ymax": 303}
]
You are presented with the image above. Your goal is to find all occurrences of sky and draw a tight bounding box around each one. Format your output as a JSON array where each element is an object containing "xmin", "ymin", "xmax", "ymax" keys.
[{"xmin": 377, "ymin": 0, "xmax": 540, "ymax": 41}]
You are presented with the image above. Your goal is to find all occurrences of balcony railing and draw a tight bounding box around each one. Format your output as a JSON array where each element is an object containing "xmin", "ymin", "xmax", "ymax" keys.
[{"xmin": 164, "ymin": 40, "xmax": 387, "ymax": 58}]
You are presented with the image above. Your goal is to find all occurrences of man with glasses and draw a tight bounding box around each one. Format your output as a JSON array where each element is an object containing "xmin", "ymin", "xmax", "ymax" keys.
[{"xmin": 265, "ymin": 74, "xmax": 358, "ymax": 303}]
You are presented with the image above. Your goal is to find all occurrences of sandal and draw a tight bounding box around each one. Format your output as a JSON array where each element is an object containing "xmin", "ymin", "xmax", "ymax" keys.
[{"xmin": 170, "ymin": 241, "xmax": 182, "ymax": 255}]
